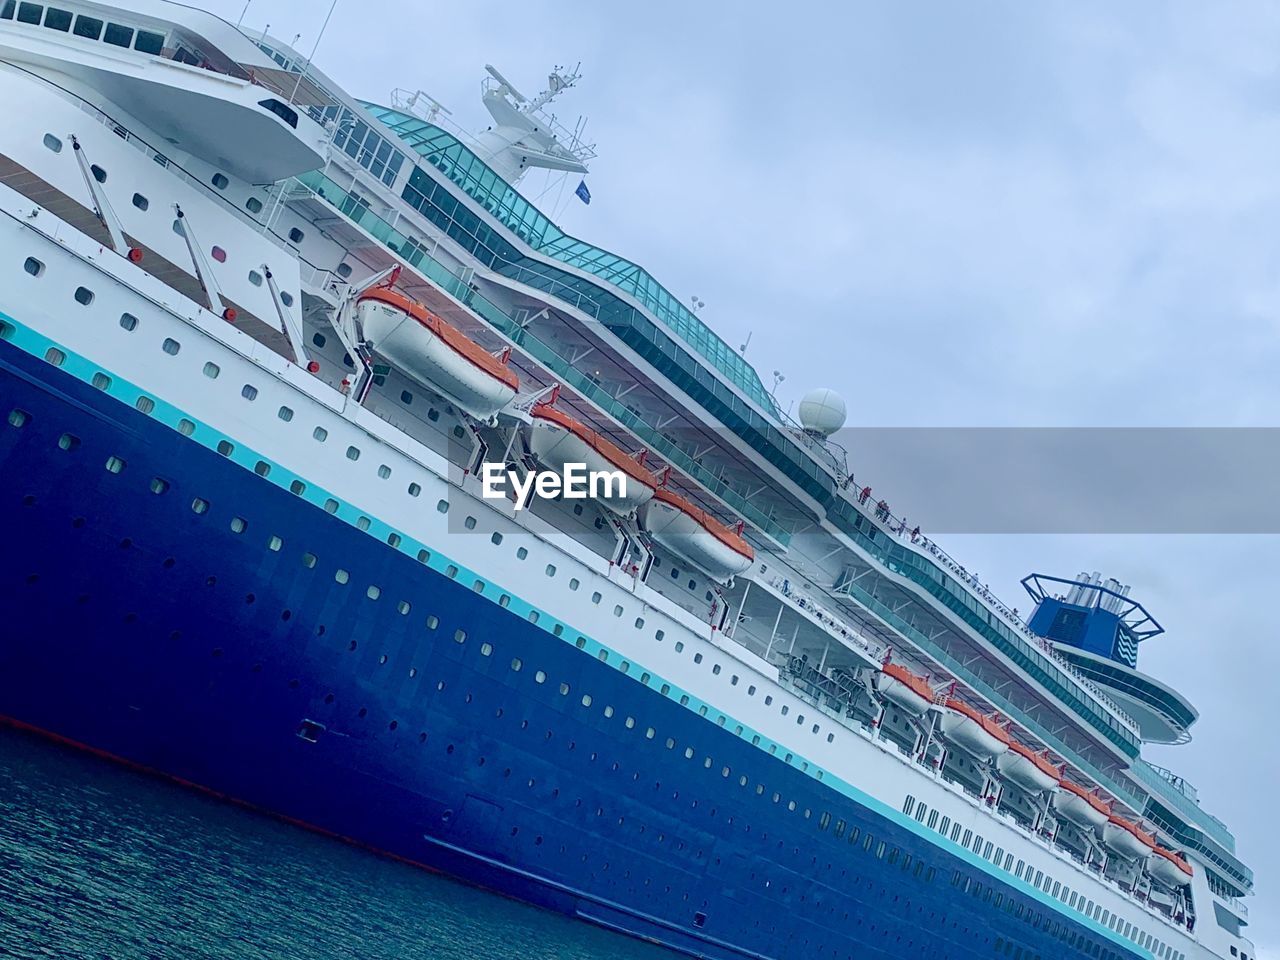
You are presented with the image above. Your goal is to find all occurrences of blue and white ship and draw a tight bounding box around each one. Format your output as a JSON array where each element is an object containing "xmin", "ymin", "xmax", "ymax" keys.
[{"xmin": 0, "ymin": 4, "xmax": 1257, "ymax": 958}]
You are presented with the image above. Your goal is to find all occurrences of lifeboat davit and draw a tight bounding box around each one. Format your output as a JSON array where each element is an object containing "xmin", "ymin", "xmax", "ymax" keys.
[
  {"xmin": 1102, "ymin": 815, "xmax": 1158, "ymax": 861},
  {"xmin": 876, "ymin": 661, "xmax": 934, "ymax": 717},
  {"xmin": 1052, "ymin": 780, "xmax": 1111, "ymax": 830},
  {"xmin": 638, "ymin": 488, "xmax": 754, "ymax": 583},
  {"xmin": 356, "ymin": 287, "xmax": 518, "ymax": 420},
  {"xmin": 996, "ymin": 742, "xmax": 1061, "ymax": 794},
  {"xmin": 527, "ymin": 404, "xmax": 655, "ymax": 515},
  {"xmin": 1147, "ymin": 846, "xmax": 1193, "ymax": 886},
  {"xmin": 938, "ymin": 699, "xmax": 1012, "ymax": 760}
]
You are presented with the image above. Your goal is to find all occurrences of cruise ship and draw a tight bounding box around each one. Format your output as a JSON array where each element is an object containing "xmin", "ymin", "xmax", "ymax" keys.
[{"xmin": 0, "ymin": 4, "xmax": 1258, "ymax": 959}]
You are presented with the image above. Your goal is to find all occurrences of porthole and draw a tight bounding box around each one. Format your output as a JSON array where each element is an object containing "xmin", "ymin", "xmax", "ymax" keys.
[
  {"xmin": 591, "ymin": 592, "xmax": 602, "ymax": 604},
  {"xmin": 510, "ymin": 658, "xmax": 522, "ymax": 672},
  {"xmin": 22, "ymin": 256, "xmax": 43, "ymax": 276},
  {"xmin": 281, "ymin": 291, "xmax": 294, "ymax": 307},
  {"xmin": 534, "ymin": 670, "xmax": 547, "ymax": 684},
  {"xmin": 74, "ymin": 286, "xmax": 94, "ymax": 305},
  {"xmin": 301, "ymin": 552, "xmax": 316, "ymax": 568},
  {"xmin": 268, "ymin": 536, "xmax": 283, "ymax": 551},
  {"xmin": 397, "ymin": 601, "xmax": 410, "ymax": 615},
  {"xmin": 135, "ymin": 395, "xmax": 155, "ymax": 415},
  {"xmin": 91, "ymin": 372, "xmax": 111, "ymax": 390},
  {"xmin": 436, "ymin": 499, "xmax": 449, "ymax": 514},
  {"xmin": 104, "ymin": 455, "xmax": 125, "ymax": 474},
  {"xmin": 336, "ymin": 262, "xmax": 353, "ymax": 278},
  {"xmin": 245, "ymin": 197, "xmax": 264, "ymax": 214},
  {"xmin": 400, "ymin": 390, "xmax": 413, "ymax": 404},
  {"xmin": 132, "ymin": 193, "xmax": 149, "ymax": 211},
  {"xmin": 42, "ymin": 133, "xmax": 62, "ymax": 153},
  {"xmin": 241, "ymin": 384, "xmax": 258, "ymax": 401},
  {"xmin": 407, "ymin": 482, "xmax": 421, "ymax": 497},
  {"xmin": 289, "ymin": 480, "xmax": 305, "ymax": 495},
  {"xmin": 288, "ymin": 227, "xmax": 305, "ymax": 244},
  {"xmin": 149, "ymin": 477, "xmax": 169, "ymax": 494},
  {"xmin": 57, "ymin": 433, "xmax": 80, "ymax": 451},
  {"xmin": 345, "ymin": 445, "xmax": 360, "ymax": 461},
  {"xmin": 480, "ymin": 642, "xmax": 492, "ymax": 656},
  {"xmin": 464, "ymin": 516, "xmax": 477, "ymax": 530},
  {"xmin": 119, "ymin": 313, "xmax": 138, "ymax": 331},
  {"xmin": 216, "ymin": 440, "xmax": 233, "ymax": 456},
  {"xmin": 425, "ymin": 615, "xmax": 439, "ymax": 630},
  {"xmin": 278, "ymin": 405, "xmax": 294, "ymax": 421},
  {"xmin": 178, "ymin": 418, "xmax": 195, "ymax": 436},
  {"xmin": 334, "ymin": 569, "xmax": 349, "ymax": 584},
  {"xmin": 191, "ymin": 497, "xmax": 208, "ymax": 514},
  {"xmin": 211, "ymin": 246, "xmax": 227, "ymax": 263},
  {"xmin": 366, "ymin": 585, "xmax": 381, "ymax": 600},
  {"xmin": 203, "ymin": 362, "xmax": 220, "ymax": 379},
  {"xmin": 230, "ymin": 517, "xmax": 248, "ymax": 534},
  {"xmin": 162, "ymin": 338, "xmax": 180, "ymax": 355},
  {"xmin": 356, "ymin": 516, "xmax": 371, "ymax": 531},
  {"xmin": 387, "ymin": 533, "xmax": 401, "ymax": 547},
  {"xmin": 490, "ymin": 531, "xmax": 503, "ymax": 545},
  {"xmin": 211, "ymin": 172, "xmax": 229, "ymax": 190},
  {"xmin": 90, "ymin": 163, "xmax": 107, "ymax": 184},
  {"xmin": 377, "ymin": 464, "xmax": 391, "ymax": 479},
  {"xmin": 313, "ymin": 426, "xmax": 327, "ymax": 442}
]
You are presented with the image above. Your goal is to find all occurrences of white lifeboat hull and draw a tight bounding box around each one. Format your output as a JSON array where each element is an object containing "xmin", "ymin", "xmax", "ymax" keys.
[
  {"xmin": 357, "ymin": 299, "xmax": 516, "ymax": 420},
  {"xmin": 527, "ymin": 421, "xmax": 654, "ymax": 515},
  {"xmin": 639, "ymin": 498, "xmax": 753, "ymax": 583},
  {"xmin": 1147, "ymin": 854, "xmax": 1191, "ymax": 887},
  {"xmin": 876, "ymin": 674, "xmax": 932, "ymax": 717},
  {"xmin": 996, "ymin": 751, "xmax": 1058, "ymax": 794},
  {"xmin": 938, "ymin": 709, "xmax": 1009, "ymax": 760},
  {"xmin": 1052, "ymin": 789, "xmax": 1108, "ymax": 830},
  {"xmin": 1102, "ymin": 822, "xmax": 1152, "ymax": 861}
]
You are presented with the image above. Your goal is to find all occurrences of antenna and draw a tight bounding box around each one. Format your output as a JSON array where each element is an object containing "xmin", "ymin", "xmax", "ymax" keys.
[
  {"xmin": 484, "ymin": 64, "xmax": 528, "ymax": 103},
  {"xmin": 690, "ymin": 295, "xmax": 706, "ymax": 314}
]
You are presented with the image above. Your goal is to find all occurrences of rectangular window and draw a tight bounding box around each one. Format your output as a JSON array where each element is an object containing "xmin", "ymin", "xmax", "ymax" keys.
[
  {"xmin": 16, "ymin": 2, "xmax": 41, "ymax": 24},
  {"xmin": 134, "ymin": 29, "xmax": 164, "ymax": 54},
  {"xmin": 43, "ymin": 6, "xmax": 70, "ymax": 30},
  {"xmin": 103, "ymin": 22, "xmax": 132, "ymax": 46},
  {"xmin": 72, "ymin": 13, "xmax": 101, "ymax": 37},
  {"xmin": 0, "ymin": 2, "xmax": 14, "ymax": 20}
]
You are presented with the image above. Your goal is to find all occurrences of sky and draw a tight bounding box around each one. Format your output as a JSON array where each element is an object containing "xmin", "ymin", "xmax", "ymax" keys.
[{"xmin": 213, "ymin": 0, "xmax": 1280, "ymax": 951}]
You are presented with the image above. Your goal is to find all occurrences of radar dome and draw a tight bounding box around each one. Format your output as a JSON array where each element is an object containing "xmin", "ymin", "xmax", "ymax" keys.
[{"xmin": 797, "ymin": 388, "xmax": 847, "ymax": 437}]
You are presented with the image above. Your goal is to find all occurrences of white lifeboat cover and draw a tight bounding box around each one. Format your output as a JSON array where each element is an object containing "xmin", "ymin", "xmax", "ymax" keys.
[
  {"xmin": 638, "ymin": 490, "xmax": 753, "ymax": 584},
  {"xmin": 356, "ymin": 288, "xmax": 518, "ymax": 420}
]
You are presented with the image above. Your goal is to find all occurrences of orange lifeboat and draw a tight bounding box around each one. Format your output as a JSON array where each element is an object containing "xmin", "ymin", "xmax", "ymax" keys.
[
  {"xmin": 876, "ymin": 660, "xmax": 934, "ymax": 717},
  {"xmin": 1102, "ymin": 815, "xmax": 1158, "ymax": 861},
  {"xmin": 1147, "ymin": 846, "xmax": 1194, "ymax": 886},
  {"xmin": 527, "ymin": 403, "xmax": 656, "ymax": 515},
  {"xmin": 355, "ymin": 287, "xmax": 518, "ymax": 420},
  {"xmin": 638, "ymin": 488, "xmax": 754, "ymax": 583},
  {"xmin": 996, "ymin": 741, "xmax": 1061, "ymax": 794},
  {"xmin": 938, "ymin": 699, "xmax": 1012, "ymax": 760},
  {"xmin": 1053, "ymin": 780, "xmax": 1111, "ymax": 830}
]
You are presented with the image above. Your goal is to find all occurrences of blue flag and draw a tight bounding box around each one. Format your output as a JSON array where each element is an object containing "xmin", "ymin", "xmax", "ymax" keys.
[{"xmin": 575, "ymin": 179, "xmax": 591, "ymax": 205}]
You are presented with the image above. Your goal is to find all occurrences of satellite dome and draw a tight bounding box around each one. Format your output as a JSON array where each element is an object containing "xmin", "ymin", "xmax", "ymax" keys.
[{"xmin": 797, "ymin": 388, "xmax": 847, "ymax": 437}]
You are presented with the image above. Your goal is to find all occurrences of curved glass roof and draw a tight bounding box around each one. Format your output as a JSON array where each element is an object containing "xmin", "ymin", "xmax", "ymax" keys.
[{"xmin": 362, "ymin": 103, "xmax": 777, "ymax": 415}]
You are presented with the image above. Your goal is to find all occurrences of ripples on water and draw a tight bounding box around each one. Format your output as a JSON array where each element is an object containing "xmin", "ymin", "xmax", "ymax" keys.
[{"xmin": 0, "ymin": 727, "xmax": 670, "ymax": 960}]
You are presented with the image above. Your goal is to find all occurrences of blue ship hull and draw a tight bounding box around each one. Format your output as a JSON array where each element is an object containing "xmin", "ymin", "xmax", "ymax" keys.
[{"xmin": 0, "ymin": 337, "xmax": 1141, "ymax": 960}]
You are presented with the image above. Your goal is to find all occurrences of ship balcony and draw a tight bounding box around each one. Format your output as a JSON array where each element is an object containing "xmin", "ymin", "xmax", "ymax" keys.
[
  {"xmin": 0, "ymin": 16, "xmax": 327, "ymax": 182},
  {"xmin": 1052, "ymin": 644, "xmax": 1198, "ymax": 744}
]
